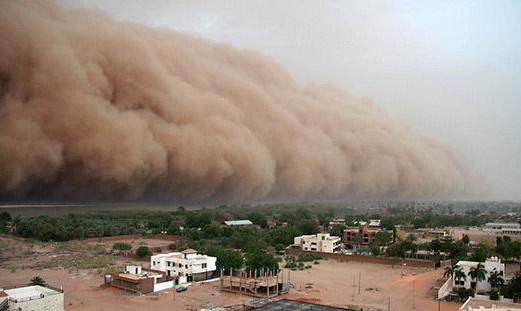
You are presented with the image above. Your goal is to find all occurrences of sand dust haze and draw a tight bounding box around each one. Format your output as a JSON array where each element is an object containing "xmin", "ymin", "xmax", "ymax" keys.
[{"xmin": 0, "ymin": 0, "xmax": 479, "ymax": 202}]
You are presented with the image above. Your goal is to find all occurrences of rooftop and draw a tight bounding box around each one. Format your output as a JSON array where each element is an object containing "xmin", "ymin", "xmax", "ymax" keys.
[
  {"xmin": 181, "ymin": 249, "xmax": 197, "ymax": 254},
  {"xmin": 5, "ymin": 285, "xmax": 61, "ymax": 300},
  {"xmin": 224, "ymin": 220, "xmax": 253, "ymax": 226},
  {"xmin": 256, "ymin": 299, "xmax": 355, "ymax": 311}
]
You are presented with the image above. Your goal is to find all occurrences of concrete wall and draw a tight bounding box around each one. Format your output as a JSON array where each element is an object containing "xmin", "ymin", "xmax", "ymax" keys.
[
  {"xmin": 7, "ymin": 293, "xmax": 64, "ymax": 311},
  {"xmin": 285, "ymin": 248, "xmax": 436, "ymax": 268}
]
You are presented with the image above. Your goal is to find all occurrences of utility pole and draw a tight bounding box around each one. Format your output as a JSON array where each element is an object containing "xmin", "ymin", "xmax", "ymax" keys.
[
  {"xmin": 387, "ymin": 296, "xmax": 390, "ymax": 311},
  {"xmin": 358, "ymin": 271, "xmax": 361, "ymax": 294},
  {"xmin": 413, "ymin": 279, "xmax": 416, "ymax": 310},
  {"xmin": 351, "ymin": 274, "xmax": 355, "ymax": 301}
]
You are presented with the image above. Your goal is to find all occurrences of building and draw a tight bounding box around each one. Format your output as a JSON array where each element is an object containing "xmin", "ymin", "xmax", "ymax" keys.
[
  {"xmin": 223, "ymin": 220, "xmax": 253, "ymax": 227},
  {"xmin": 459, "ymin": 297, "xmax": 521, "ymax": 311},
  {"xmin": 328, "ymin": 219, "xmax": 345, "ymax": 226},
  {"xmin": 368, "ymin": 219, "xmax": 381, "ymax": 229},
  {"xmin": 107, "ymin": 266, "xmax": 177, "ymax": 294},
  {"xmin": 254, "ymin": 299, "xmax": 353, "ymax": 310},
  {"xmin": 454, "ymin": 257, "xmax": 505, "ymax": 293},
  {"xmin": 220, "ymin": 269, "xmax": 289, "ymax": 298},
  {"xmin": 151, "ymin": 249, "xmax": 217, "ymax": 283},
  {"xmin": 1, "ymin": 285, "xmax": 64, "ymax": 311},
  {"xmin": 485, "ymin": 223, "xmax": 520, "ymax": 230},
  {"xmin": 343, "ymin": 223, "xmax": 384, "ymax": 247},
  {"xmin": 293, "ymin": 233, "xmax": 341, "ymax": 253}
]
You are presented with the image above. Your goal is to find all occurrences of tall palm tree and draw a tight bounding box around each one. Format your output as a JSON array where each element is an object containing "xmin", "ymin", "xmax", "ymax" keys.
[
  {"xmin": 488, "ymin": 269, "xmax": 505, "ymax": 290},
  {"xmin": 468, "ymin": 263, "xmax": 487, "ymax": 289},
  {"xmin": 454, "ymin": 269, "xmax": 467, "ymax": 287},
  {"xmin": 444, "ymin": 263, "xmax": 461, "ymax": 279}
]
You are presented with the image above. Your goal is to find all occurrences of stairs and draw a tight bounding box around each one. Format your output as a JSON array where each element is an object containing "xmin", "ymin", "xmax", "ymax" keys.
[{"xmin": 0, "ymin": 297, "xmax": 8, "ymax": 311}]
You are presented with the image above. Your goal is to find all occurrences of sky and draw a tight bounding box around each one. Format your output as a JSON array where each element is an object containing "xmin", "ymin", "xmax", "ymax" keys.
[{"xmin": 56, "ymin": 0, "xmax": 521, "ymax": 201}]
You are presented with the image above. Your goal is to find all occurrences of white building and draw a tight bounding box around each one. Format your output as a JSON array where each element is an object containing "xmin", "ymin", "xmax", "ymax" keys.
[
  {"xmin": 485, "ymin": 223, "xmax": 520, "ymax": 230},
  {"xmin": 454, "ymin": 257, "xmax": 505, "ymax": 293},
  {"xmin": 150, "ymin": 249, "xmax": 217, "ymax": 283},
  {"xmin": 1, "ymin": 285, "xmax": 64, "ymax": 311},
  {"xmin": 293, "ymin": 233, "xmax": 341, "ymax": 253},
  {"xmin": 368, "ymin": 219, "xmax": 381, "ymax": 229}
]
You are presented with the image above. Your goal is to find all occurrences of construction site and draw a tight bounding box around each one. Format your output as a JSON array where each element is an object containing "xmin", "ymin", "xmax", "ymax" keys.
[{"xmin": 219, "ymin": 269, "xmax": 290, "ymax": 298}]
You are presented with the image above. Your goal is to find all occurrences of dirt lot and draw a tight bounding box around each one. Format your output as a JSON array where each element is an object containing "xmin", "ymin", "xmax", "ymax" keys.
[{"xmin": 1, "ymin": 236, "xmax": 465, "ymax": 311}]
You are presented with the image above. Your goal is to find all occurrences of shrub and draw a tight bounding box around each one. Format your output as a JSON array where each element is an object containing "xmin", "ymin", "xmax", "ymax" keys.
[
  {"xmin": 169, "ymin": 243, "xmax": 177, "ymax": 251},
  {"xmin": 136, "ymin": 246, "xmax": 152, "ymax": 257},
  {"xmin": 112, "ymin": 243, "xmax": 132, "ymax": 251},
  {"xmin": 489, "ymin": 290, "xmax": 499, "ymax": 301}
]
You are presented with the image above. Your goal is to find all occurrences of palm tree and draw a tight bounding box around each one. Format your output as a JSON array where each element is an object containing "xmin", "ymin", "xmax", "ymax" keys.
[
  {"xmin": 444, "ymin": 263, "xmax": 461, "ymax": 279},
  {"xmin": 29, "ymin": 276, "xmax": 46, "ymax": 286},
  {"xmin": 468, "ymin": 263, "xmax": 487, "ymax": 289},
  {"xmin": 488, "ymin": 269, "xmax": 505, "ymax": 290},
  {"xmin": 454, "ymin": 268, "xmax": 467, "ymax": 287}
]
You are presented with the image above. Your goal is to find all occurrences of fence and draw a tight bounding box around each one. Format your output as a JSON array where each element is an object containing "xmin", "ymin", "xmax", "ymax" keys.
[{"xmin": 285, "ymin": 248, "xmax": 436, "ymax": 268}]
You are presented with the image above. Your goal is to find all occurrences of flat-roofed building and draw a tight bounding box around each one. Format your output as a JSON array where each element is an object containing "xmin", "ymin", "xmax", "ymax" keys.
[
  {"xmin": 453, "ymin": 257, "xmax": 505, "ymax": 293},
  {"xmin": 343, "ymin": 224, "xmax": 384, "ymax": 247},
  {"xmin": 293, "ymin": 233, "xmax": 341, "ymax": 253},
  {"xmin": 108, "ymin": 265, "xmax": 177, "ymax": 294},
  {"xmin": 485, "ymin": 223, "xmax": 520, "ymax": 230},
  {"xmin": 3, "ymin": 285, "xmax": 64, "ymax": 311},
  {"xmin": 151, "ymin": 249, "xmax": 217, "ymax": 283}
]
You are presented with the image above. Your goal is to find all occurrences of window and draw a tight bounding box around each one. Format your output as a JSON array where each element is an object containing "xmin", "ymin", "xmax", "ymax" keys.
[
  {"xmin": 153, "ymin": 261, "xmax": 156, "ymax": 265},
  {"xmin": 185, "ymin": 264, "xmax": 188, "ymax": 269},
  {"xmin": 202, "ymin": 263, "xmax": 207, "ymax": 269},
  {"xmin": 167, "ymin": 262, "xmax": 171, "ymax": 267}
]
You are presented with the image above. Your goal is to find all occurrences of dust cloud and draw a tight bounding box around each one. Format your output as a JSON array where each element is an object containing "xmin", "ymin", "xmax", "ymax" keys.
[{"xmin": 0, "ymin": 0, "xmax": 478, "ymax": 202}]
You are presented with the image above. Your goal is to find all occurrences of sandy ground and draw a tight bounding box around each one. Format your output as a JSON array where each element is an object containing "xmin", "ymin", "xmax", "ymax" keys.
[{"xmin": 1, "ymin": 236, "xmax": 465, "ymax": 310}]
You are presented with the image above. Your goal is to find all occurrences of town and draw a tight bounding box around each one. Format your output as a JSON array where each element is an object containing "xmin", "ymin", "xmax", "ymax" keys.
[{"xmin": 2, "ymin": 201, "xmax": 521, "ymax": 310}]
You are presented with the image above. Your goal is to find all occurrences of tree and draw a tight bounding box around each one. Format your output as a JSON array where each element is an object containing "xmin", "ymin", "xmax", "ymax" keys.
[
  {"xmin": 461, "ymin": 235, "xmax": 470, "ymax": 245},
  {"xmin": 351, "ymin": 234, "xmax": 363, "ymax": 252},
  {"xmin": 468, "ymin": 263, "xmax": 487, "ymax": 289},
  {"xmin": 248, "ymin": 213, "xmax": 268, "ymax": 229},
  {"xmin": 375, "ymin": 232, "xmax": 393, "ymax": 245},
  {"xmin": 488, "ymin": 269, "xmax": 505, "ymax": 291},
  {"xmin": 443, "ymin": 263, "xmax": 461, "ymax": 279},
  {"xmin": 406, "ymin": 234, "xmax": 418, "ymax": 243},
  {"xmin": 509, "ymin": 271, "xmax": 521, "ymax": 297},
  {"xmin": 29, "ymin": 276, "xmax": 46, "ymax": 286},
  {"xmin": 245, "ymin": 252, "xmax": 279, "ymax": 273},
  {"xmin": 216, "ymin": 249, "xmax": 243, "ymax": 273},
  {"xmin": 330, "ymin": 224, "xmax": 346, "ymax": 238},
  {"xmin": 136, "ymin": 246, "xmax": 152, "ymax": 257},
  {"xmin": 454, "ymin": 269, "xmax": 467, "ymax": 287}
]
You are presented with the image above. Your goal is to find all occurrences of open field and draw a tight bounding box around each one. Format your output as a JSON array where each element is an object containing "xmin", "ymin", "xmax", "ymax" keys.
[{"xmin": 0, "ymin": 235, "xmax": 469, "ymax": 311}]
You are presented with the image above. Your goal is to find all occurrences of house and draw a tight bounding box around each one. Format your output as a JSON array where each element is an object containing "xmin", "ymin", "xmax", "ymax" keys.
[
  {"xmin": 2, "ymin": 285, "xmax": 64, "ymax": 311},
  {"xmin": 150, "ymin": 249, "xmax": 217, "ymax": 283},
  {"xmin": 343, "ymin": 223, "xmax": 384, "ymax": 247},
  {"xmin": 293, "ymin": 233, "xmax": 341, "ymax": 253},
  {"xmin": 223, "ymin": 220, "xmax": 254, "ymax": 227},
  {"xmin": 107, "ymin": 266, "xmax": 177, "ymax": 294},
  {"xmin": 453, "ymin": 257, "xmax": 505, "ymax": 293}
]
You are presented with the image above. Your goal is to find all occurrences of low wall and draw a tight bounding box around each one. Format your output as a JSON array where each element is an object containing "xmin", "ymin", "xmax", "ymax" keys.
[{"xmin": 285, "ymin": 248, "xmax": 436, "ymax": 268}]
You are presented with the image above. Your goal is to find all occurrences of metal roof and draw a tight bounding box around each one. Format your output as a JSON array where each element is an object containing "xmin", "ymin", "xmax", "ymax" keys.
[{"xmin": 224, "ymin": 220, "xmax": 253, "ymax": 226}]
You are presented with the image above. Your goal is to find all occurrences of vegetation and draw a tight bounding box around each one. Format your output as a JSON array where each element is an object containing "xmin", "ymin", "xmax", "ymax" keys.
[
  {"xmin": 29, "ymin": 276, "xmax": 46, "ymax": 286},
  {"xmin": 136, "ymin": 246, "xmax": 152, "ymax": 257},
  {"xmin": 112, "ymin": 242, "xmax": 132, "ymax": 251}
]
